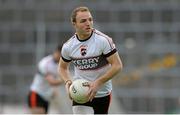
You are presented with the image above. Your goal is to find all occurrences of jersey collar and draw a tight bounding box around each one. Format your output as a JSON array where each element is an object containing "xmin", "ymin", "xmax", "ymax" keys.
[{"xmin": 76, "ymin": 30, "xmax": 93, "ymax": 42}]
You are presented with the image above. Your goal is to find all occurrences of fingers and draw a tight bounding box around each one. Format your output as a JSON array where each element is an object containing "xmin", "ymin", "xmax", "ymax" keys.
[
  {"xmin": 87, "ymin": 82, "xmax": 97, "ymax": 102},
  {"xmin": 65, "ymin": 82, "xmax": 72, "ymax": 100},
  {"xmin": 88, "ymin": 89, "xmax": 96, "ymax": 102},
  {"xmin": 68, "ymin": 92, "xmax": 73, "ymax": 100}
]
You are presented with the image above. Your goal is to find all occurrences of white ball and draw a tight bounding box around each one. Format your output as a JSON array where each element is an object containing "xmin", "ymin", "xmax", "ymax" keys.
[{"xmin": 69, "ymin": 79, "xmax": 89, "ymax": 104}]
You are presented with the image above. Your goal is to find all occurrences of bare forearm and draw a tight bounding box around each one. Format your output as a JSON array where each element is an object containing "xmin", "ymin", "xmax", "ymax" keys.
[
  {"xmin": 88, "ymin": 63, "xmax": 122, "ymax": 101},
  {"xmin": 58, "ymin": 59, "xmax": 72, "ymax": 83},
  {"xmin": 96, "ymin": 64, "xmax": 122, "ymax": 85},
  {"xmin": 59, "ymin": 68, "xmax": 72, "ymax": 83},
  {"xmin": 96, "ymin": 52, "xmax": 123, "ymax": 85}
]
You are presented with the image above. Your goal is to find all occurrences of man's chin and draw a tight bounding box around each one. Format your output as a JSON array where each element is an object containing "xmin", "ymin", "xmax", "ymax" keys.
[{"xmin": 85, "ymin": 30, "xmax": 92, "ymax": 34}]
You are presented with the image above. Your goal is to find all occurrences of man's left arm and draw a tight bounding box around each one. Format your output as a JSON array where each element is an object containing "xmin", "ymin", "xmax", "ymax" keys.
[
  {"xmin": 88, "ymin": 52, "xmax": 123, "ymax": 101},
  {"xmin": 96, "ymin": 52, "xmax": 123, "ymax": 85}
]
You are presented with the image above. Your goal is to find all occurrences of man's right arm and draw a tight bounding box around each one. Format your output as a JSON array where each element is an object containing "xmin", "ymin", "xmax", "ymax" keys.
[
  {"xmin": 58, "ymin": 57, "xmax": 72, "ymax": 99},
  {"xmin": 58, "ymin": 57, "xmax": 72, "ymax": 83}
]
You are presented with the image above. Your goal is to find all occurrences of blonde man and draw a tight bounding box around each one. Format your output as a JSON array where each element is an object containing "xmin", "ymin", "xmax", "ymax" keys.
[{"xmin": 59, "ymin": 6, "xmax": 123, "ymax": 114}]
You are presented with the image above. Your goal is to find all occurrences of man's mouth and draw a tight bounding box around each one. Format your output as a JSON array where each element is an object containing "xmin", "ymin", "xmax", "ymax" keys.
[{"xmin": 86, "ymin": 28, "xmax": 91, "ymax": 31}]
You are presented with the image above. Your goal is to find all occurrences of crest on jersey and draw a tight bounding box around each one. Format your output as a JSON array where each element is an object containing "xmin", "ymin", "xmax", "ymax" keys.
[{"xmin": 80, "ymin": 45, "xmax": 87, "ymax": 56}]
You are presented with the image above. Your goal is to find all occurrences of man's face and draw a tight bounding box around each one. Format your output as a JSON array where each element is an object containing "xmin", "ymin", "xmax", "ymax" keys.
[{"xmin": 73, "ymin": 11, "xmax": 93, "ymax": 37}]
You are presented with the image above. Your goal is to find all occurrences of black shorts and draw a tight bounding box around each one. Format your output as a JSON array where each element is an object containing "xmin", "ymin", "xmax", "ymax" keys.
[
  {"xmin": 73, "ymin": 94, "xmax": 112, "ymax": 114},
  {"xmin": 28, "ymin": 91, "xmax": 49, "ymax": 113}
]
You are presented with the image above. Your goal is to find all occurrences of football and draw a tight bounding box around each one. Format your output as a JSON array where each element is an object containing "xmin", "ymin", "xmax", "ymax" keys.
[{"xmin": 69, "ymin": 79, "xmax": 89, "ymax": 104}]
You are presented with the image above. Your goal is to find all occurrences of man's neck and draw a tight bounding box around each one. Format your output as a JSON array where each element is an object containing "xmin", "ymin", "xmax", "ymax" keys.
[
  {"xmin": 77, "ymin": 34, "xmax": 90, "ymax": 40},
  {"xmin": 76, "ymin": 30, "xmax": 93, "ymax": 40}
]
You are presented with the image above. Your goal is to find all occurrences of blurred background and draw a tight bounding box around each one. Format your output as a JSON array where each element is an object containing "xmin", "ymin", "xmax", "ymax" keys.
[{"xmin": 0, "ymin": 0, "xmax": 180, "ymax": 114}]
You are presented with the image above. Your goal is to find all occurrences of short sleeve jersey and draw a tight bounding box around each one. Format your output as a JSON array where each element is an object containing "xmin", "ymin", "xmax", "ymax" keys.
[
  {"xmin": 61, "ymin": 29, "xmax": 117, "ymax": 97},
  {"xmin": 30, "ymin": 55, "xmax": 59, "ymax": 101}
]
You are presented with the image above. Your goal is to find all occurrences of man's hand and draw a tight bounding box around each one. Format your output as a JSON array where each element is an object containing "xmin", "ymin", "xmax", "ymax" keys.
[
  {"xmin": 65, "ymin": 80, "xmax": 73, "ymax": 100},
  {"xmin": 87, "ymin": 80, "xmax": 102, "ymax": 102}
]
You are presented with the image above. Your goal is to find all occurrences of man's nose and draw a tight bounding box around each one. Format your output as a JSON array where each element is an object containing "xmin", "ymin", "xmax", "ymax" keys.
[{"xmin": 85, "ymin": 20, "xmax": 91, "ymax": 25}]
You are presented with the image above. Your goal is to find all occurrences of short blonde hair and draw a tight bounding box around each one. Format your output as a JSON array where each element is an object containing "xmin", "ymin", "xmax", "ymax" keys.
[{"xmin": 71, "ymin": 6, "xmax": 90, "ymax": 23}]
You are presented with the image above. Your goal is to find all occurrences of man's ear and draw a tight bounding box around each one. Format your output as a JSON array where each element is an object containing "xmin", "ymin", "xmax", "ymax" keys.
[{"xmin": 72, "ymin": 22, "xmax": 76, "ymax": 26}]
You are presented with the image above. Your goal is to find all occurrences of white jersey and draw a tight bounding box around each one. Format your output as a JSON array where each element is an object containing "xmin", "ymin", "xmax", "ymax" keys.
[
  {"xmin": 30, "ymin": 55, "xmax": 59, "ymax": 101},
  {"xmin": 61, "ymin": 29, "xmax": 117, "ymax": 97}
]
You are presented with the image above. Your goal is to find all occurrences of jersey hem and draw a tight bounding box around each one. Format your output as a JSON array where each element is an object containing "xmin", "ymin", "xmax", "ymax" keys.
[
  {"xmin": 62, "ymin": 56, "xmax": 71, "ymax": 62},
  {"xmin": 104, "ymin": 49, "xmax": 117, "ymax": 57}
]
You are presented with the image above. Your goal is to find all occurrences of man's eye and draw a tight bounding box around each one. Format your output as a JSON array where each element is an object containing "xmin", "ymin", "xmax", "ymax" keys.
[{"xmin": 80, "ymin": 20, "xmax": 86, "ymax": 23}]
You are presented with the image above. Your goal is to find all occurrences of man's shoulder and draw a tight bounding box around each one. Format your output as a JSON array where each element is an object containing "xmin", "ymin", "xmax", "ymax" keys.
[
  {"xmin": 63, "ymin": 34, "xmax": 76, "ymax": 46},
  {"xmin": 93, "ymin": 29, "xmax": 111, "ymax": 40}
]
